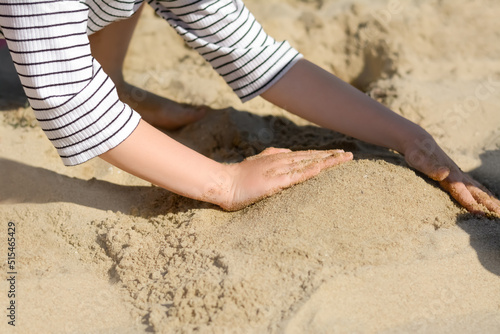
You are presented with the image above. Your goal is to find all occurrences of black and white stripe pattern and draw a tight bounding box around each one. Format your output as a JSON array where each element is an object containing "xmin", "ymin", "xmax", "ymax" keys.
[
  {"xmin": 148, "ymin": 0, "xmax": 302, "ymax": 101},
  {"xmin": 84, "ymin": 0, "xmax": 142, "ymax": 33},
  {"xmin": 0, "ymin": 0, "xmax": 302, "ymax": 165},
  {"xmin": 0, "ymin": 1, "xmax": 141, "ymax": 165}
]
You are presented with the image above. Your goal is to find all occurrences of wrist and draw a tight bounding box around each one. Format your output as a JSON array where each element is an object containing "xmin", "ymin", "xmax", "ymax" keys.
[
  {"xmin": 199, "ymin": 163, "xmax": 237, "ymax": 210},
  {"xmin": 397, "ymin": 123, "xmax": 432, "ymax": 156}
]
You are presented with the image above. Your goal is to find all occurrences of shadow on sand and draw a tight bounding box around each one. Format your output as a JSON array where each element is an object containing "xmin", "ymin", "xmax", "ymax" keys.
[
  {"xmin": 457, "ymin": 149, "xmax": 500, "ymax": 276},
  {"xmin": 0, "ymin": 158, "xmax": 158, "ymax": 213}
]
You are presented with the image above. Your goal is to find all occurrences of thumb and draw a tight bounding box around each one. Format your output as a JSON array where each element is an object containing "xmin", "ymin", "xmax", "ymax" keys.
[{"xmin": 427, "ymin": 166, "xmax": 451, "ymax": 181}]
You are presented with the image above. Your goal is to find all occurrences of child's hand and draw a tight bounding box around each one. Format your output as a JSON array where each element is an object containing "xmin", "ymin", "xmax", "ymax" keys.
[
  {"xmin": 219, "ymin": 147, "xmax": 353, "ymax": 211},
  {"xmin": 404, "ymin": 138, "xmax": 500, "ymax": 217}
]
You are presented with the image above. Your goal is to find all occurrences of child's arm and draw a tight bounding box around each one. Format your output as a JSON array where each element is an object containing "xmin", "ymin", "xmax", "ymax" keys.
[
  {"xmin": 261, "ymin": 59, "xmax": 500, "ymax": 215},
  {"xmin": 0, "ymin": 1, "xmax": 352, "ymax": 211},
  {"xmin": 100, "ymin": 119, "xmax": 353, "ymax": 211}
]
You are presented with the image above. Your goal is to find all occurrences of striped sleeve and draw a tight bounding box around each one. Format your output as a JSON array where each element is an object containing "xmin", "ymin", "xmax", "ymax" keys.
[
  {"xmin": 82, "ymin": 0, "xmax": 142, "ymax": 34},
  {"xmin": 0, "ymin": 0, "xmax": 141, "ymax": 166},
  {"xmin": 148, "ymin": 0, "xmax": 303, "ymax": 102}
]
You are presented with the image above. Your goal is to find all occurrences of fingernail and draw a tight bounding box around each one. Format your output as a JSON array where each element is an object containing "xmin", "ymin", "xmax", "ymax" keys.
[{"xmin": 438, "ymin": 167, "xmax": 450, "ymax": 174}]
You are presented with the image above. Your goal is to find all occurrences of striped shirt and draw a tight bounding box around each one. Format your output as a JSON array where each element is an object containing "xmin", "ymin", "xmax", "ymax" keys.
[{"xmin": 0, "ymin": 0, "xmax": 302, "ymax": 166}]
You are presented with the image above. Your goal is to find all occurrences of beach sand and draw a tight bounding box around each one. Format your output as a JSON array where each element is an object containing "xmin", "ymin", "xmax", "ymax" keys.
[{"xmin": 1, "ymin": 0, "xmax": 499, "ymax": 333}]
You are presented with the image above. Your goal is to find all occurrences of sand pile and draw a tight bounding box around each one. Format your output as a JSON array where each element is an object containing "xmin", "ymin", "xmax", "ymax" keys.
[{"xmin": 1, "ymin": 1, "xmax": 499, "ymax": 333}]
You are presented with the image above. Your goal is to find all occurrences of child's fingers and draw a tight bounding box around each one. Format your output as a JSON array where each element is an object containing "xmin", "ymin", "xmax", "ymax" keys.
[
  {"xmin": 265, "ymin": 151, "xmax": 351, "ymax": 177},
  {"xmin": 244, "ymin": 147, "xmax": 292, "ymax": 161},
  {"xmin": 299, "ymin": 151, "xmax": 352, "ymax": 174},
  {"xmin": 277, "ymin": 152, "xmax": 353, "ymax": 186},
  {"xmin": 469, "ymin": 177, "xmax": 498, "ymax": 198},
  {"xmin": 468, "ymin": 185, "xmax": 500, "ymax": 216},
  {"xmin": 441, "ymin": 171, "xmax": 500, "ymax": 216},
  {"xmin": 440, "ymin": 180, "xmax": 485, "ymax": 215},
  {"xmin": 429, "ymin": 166, "xmax": 451, "ymax": 182},
  {"xmin": 420, "ymin": 163, "xmax": 450, "ymax": 182},
  {"xmin": 270, "ymin": 149, "xmax": 346, "ymax": 165},
  {"xmin": 258, "ymin": 147, "xmax": 292, "ymax": 156}
]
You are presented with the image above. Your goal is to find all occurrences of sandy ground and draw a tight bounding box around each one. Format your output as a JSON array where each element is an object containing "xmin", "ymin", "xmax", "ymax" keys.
[{"xmin": 1, "ymin": 0, "xmax": 500, "ymax": 333}]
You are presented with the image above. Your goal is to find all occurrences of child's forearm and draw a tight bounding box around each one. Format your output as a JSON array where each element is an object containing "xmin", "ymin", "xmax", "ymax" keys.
[
  {"xmin": 262, "ymin": 59, "xmax": 427, "ymax": 154},
  {"xmin": 100, "ymin": 119, "xmax": 353, "ymax": 211},
  {"xmin": 100, "ymin": 120, "xmax": 232, "ymax": 207}
]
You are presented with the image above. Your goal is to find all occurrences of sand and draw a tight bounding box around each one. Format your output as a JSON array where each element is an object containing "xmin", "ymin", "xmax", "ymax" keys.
[{"xmin": 1, "ymin": 0, "xmax": 499, "ymax": 333}]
